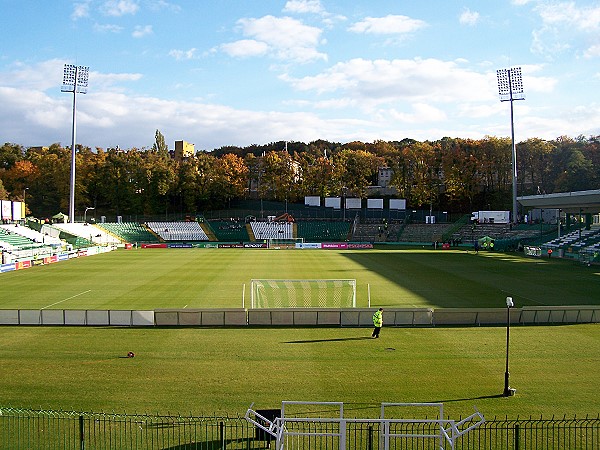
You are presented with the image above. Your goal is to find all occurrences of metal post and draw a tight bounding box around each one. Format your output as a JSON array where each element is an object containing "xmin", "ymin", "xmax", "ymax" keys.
[
  {"xmin": 69, "ymin": 87, "xmax": 77, "ymax": 223},
  {"xmin": 62, "ymin": 64, "xmax": 89, "ymax": 224},
  {"xmin": 504, "ymin": 296, "xmax": 516, "ymax": 397},
  {"xmin": 79, "ymin": 414, "xmax": 85, "ymax": 450},
  {"xmin": 504, "ymin": 303, "xmax": 511, "ymax": 395},
  {"xmin": 497, "ymin": 67, "xmax": 524, "ymax": 224},
  {"xmin": 219, "ymin": 420, "xmax": 224, "ymax": 449},
  {"xmin": 509, "ymin": 69, "xmax": 518, "ymax": 224}
]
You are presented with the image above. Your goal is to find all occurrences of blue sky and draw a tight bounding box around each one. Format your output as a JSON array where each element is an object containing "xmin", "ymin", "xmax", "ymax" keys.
[{"xmin": 1, "ymin": 0, "xmax": 599, "ymax": 151}]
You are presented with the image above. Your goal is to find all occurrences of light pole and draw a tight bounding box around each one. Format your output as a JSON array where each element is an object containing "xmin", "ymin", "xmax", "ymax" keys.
[
  {"xmin": 84, "ymin": 206, "xmax": 95, "ymax": 223},
  {"xmin": 62, "ymin": 64, "xmax": 89, "ymax": 224},
  {"xmin": 497, "ymin": 67, "xmax": 525, "ymax": 224},
  {"xmin": 342, "ymin": 187, "xmax": 347, "ymax": 221},
  {"xmin": 504, "ymin": 296, "xmax": 516, "ymax": 397}
]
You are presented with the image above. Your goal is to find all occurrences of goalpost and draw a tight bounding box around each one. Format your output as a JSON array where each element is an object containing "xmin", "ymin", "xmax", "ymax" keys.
[
  {"xmin": 250, "ymin": 279, "xmax": 356, "ymax": 308},
  {"xmin": 267, "ymin": 237, "xmax": 304, "ymax": 249}
]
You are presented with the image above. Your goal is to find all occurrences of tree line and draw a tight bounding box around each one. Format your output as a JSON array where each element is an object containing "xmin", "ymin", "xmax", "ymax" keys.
[{"xmin": 0, "ymin": 131, "xmax": 598, "ymax": 219}]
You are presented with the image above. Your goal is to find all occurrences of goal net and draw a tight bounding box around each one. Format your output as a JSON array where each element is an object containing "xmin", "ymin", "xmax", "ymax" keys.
[
  {"xmin": 250, "ymin": 279, "xmax": 356, "ymax": 308},
  {"xmin": 267, "ymin": 238, "xmax": 304, "ymax": 249}
]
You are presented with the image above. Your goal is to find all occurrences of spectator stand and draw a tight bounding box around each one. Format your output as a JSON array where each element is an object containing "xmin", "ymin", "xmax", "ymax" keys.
[
  {"xmin": 145, "ymin": 221, "xmax": 210, "ymax": 242},
  {"xmin": 208, "ymin": 219, "xmax": 250, "ymax": 242},
  {"xmin": 96, "ymin": 222, "xmax": 160, "ymax": 245},
  {"xmin": 52, "ymin": 222, "xmax": 121, "ymax": 246}
]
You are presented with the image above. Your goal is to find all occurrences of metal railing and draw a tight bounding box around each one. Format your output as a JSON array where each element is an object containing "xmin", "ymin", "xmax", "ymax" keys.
[{"xmin": 0, "ymin": 407, "xmax": 598, "ymax": 449}]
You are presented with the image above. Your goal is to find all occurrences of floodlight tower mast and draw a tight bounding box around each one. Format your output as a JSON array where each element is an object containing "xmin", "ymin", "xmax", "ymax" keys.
[
  {"xmin": 62, "ymin": 64, "xmax": 89, "ymax": 224},
  {"xmin": 496, "ymin": 67, "xmax": 524, "ymax": 224}
]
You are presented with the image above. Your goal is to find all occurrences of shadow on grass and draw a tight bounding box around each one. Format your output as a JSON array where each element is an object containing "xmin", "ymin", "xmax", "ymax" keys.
[
  {"xmin": 284, "ymin": 336, "xmax": 373, "ymax": 343},
  {"xmin": 430, "ymin": 394, "xmax": 505, "ymax": 403},
  {"xmin": 162, "ymin": 438, "xmax": 270, "ymax": 449}
]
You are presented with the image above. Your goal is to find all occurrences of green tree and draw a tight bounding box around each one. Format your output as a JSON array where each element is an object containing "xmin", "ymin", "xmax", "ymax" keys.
[
  {"xmin": 211, "ymin": 153, "xmax": 249, "ymax": 207},
  {"xmin": 22, "ymin": 144, "xmax": 70, "ymax": 216},
  {"xmin": 392, "ymin": 141, "xmax": 439, "ymax": 208},
  {"xmin": 439, "ymin": 138, "xmax": 480, "ymax": 212},
  {"xmin": 334, "ymin": 148, "xmax": 383, "ymax": 198},
  {"xmin": 517, "ymin": 138, "xmax": 554, "ymax": 195},
  {"xmin": 0, "ymin": 178, "xmax": 8, "ymax": 200},
  {"xmin": 259, "ymin": 151, "xmax": 298, "ymax": 202},
  {"xmin": 296, "ymin": 153, "xmax": 335, "ymax": 198},
  {"xmin": 0, "ymin": 143, "xmax": 24, "ymax": 170}
]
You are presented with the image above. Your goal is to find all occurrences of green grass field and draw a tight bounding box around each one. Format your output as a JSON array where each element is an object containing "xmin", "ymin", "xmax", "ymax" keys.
[
  {"xmin": 0, "ymin": 325, "xmax": 598, "ymax": 418},
  {"xmin": 0, "ymin": 248, "xmax": 599, "ymax": 419},
  {"xmin": 1, "ymin": 248, "xmax": 599, "ymax": 309}
]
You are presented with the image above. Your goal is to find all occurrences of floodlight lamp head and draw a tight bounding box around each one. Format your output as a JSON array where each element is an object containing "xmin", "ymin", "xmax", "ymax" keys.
[
  {"xmin": 497, "ymin": 67, "xmax": 525, "ymax": 101},
  {"xmin": 506, "ymin": 297, "xmax": 514, "ymax": 308},
  {"xmin": 61, "ymin": 64, "xmax": 89, "ymax": 94}
]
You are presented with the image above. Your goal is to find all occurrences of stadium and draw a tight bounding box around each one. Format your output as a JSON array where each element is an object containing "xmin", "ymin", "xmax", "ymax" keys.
[{"xmin": 1, "ymin": 192, "xmax": 600, "ymax": 449}]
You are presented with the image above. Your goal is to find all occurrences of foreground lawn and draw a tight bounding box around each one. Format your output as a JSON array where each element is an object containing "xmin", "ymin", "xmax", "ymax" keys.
[
  {"xmin": 1, "ymin": 248, "xmax": 599, "ymax": 309},
  {"xmin": 0, "ymin": 324, "xmax": 598, "ymax": 418}
]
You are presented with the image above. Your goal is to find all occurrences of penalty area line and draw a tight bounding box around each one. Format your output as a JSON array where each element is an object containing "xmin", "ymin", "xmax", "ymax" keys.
[{"xmin": 41, "ymin": 290, "xmax": 92, "ymax": 310}]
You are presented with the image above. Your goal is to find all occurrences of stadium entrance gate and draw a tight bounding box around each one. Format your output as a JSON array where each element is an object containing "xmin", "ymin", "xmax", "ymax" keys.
[{"xmin": 245, "ymin": 401, "xmax": 485, "ymax": 450}]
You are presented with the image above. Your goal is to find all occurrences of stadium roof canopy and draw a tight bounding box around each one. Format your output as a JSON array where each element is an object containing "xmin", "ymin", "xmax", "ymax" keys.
[{"xmin": 517, "ymin": 189, "xmax": 600, "ymax": 214}]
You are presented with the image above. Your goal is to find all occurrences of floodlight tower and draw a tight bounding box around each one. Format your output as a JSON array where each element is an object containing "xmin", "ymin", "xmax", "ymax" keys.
[
  {"xmin": 497, "ymin": 67, "xmax": 524, "ymax": 224},
  {"xmin": 62, "ymin": 64, "xmax": 89, "ymax": 223}
]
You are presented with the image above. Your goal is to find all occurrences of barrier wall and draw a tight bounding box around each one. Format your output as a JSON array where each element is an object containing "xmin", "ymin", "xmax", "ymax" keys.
[
  {"xmin": 0, "ymin": 310, "xmax": 155, "ymax": 326},
  {"xmin": 0, "ymin": 306, "xmax": 598, "ymax": 327},
  {"xmin": 154, "ymin": 309, "xmax": 247, "ymax": 326}
]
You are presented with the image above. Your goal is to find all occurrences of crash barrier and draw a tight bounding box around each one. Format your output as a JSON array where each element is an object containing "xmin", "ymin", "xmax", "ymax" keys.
[
  {"xmin": 1, "ymin": 306, "xmax": 599, "ymax": 326},
  {"xmin": 0, "ymin": 407, "xmax": 598, "ymax": 450}
]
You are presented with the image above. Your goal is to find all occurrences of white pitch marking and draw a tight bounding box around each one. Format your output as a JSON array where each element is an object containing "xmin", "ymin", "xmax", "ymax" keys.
[{"xmin": 41, "ymin": 290, "xmax": 92, "ymax": 310}]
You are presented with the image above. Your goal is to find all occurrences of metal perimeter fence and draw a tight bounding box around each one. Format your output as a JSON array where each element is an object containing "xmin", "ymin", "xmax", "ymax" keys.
[{"xmin": 0, "ymin": 407, "xmax": 598, "ymax": 450}]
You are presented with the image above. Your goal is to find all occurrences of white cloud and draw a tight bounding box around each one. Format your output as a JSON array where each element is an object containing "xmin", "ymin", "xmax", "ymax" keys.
[
  {"xmin": 90, "ymin": 70, "xmax": 143, "ymax": 91},
  {"xmin": 71, "ymin": 1, "xmax": 91, "ymax": 20},
  {"xmin": 457, "ymin": 103, "xmax": 501, "ymax": 119},
  {"xmin": 459, "ymin": 8, "xmax": 480, "ymax": 26},
  {"xmin": 132, "ymin": 25, "xmax": 153, "ymax": 38},
  {"xmin": 169, "ymin": 48, "xmax": 198, "ymax": 61},
  {"xmin": 584, "ymin": 44, "xmax": 600, "ymax": 58},
  {"xmin": 0, "ymin": 59, "xmax": 66, "ymax": 91},
  {"xmin": 283, "ymin": 0, "xmax": 323, "ymax": 14},
  {"xmin": 0, "ymin": 59, "xmax": 596, "ymax": 151},
  {"xmin": 148, "ymin": 0, "xmax": 181, "ymax": 13},
  {"xmin": 94, "ymin": 23, "xmax": 123, "ymax": 33},
  {"xmin": 101, "ymin": 0, "xmax": 139, "ymax": 17},
  {"xmin": 537, "ymin": 2, "xmax": 600, "ymax": 32},
  {"xmin": 281, "ymin": 58, "xmax": 495, "ymax": 105},
  {"xmin": 348, "ymin": 15, "xmax": 427, "ymax": 35},
  {"xmin": 530, "ymin": 1, "xmax": 600, "ymax": 57},
  {"xmin": 391, "ymin": 103, "xmax": 447, "ymax": 124},
  {"xmin": 220, "ymin": 40, "xmax": 269, "ymax": 58},
  {"xmin": 224, "ymin": 15, "xmax": 327, "ymax": 63}
]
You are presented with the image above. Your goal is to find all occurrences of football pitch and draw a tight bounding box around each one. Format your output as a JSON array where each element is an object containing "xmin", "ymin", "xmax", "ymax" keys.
[
  {"xmin": 0, "ymin": 248, "xmax": 599, "ymax": 418},
  {"xmin": 1, "ymin": 248, "xmax": 599, "ymax": 309}
]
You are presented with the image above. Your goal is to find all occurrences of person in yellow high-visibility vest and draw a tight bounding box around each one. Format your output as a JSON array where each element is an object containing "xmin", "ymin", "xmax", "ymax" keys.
[{"xmin": 372, "ymin": 308, "xmax": 383, "ymax": 338}]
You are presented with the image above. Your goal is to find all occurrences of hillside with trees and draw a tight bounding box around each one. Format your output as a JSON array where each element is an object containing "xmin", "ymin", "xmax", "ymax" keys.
[{"xmin": 0, "ymin": 132, "xmax": 598, "ymax": 220}]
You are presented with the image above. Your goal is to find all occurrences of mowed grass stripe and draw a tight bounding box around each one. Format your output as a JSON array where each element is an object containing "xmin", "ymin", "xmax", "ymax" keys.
[
  {"xmin": 1, "ymin": 248, "xmax": 600, "ymax": 309},
  {"xmin": 0, "ymin": 325, "xmax": 598, "ymax": 417}
]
